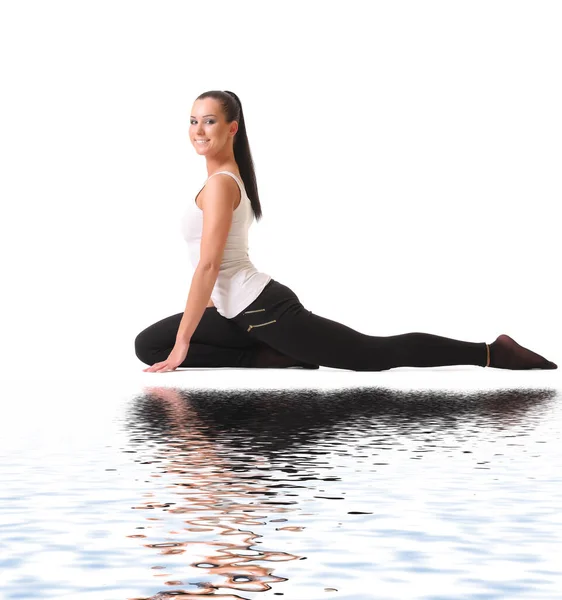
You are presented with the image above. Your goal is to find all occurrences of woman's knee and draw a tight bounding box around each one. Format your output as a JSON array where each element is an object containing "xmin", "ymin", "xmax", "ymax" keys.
[
  {"xmin": 355, "ymin": 339, "xmax": 396, "ymax": 372},
  {"xmin": 134, "ymin": 330, "xmax": 153, "ymax": 364}
]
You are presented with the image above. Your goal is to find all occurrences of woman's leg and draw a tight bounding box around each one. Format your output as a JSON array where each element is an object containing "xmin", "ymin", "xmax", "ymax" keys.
[
  {"xmin": 134, "ymin": 307, "xmax": 318, "ymax": 369},
  {"xmin": 229, "ymin": 279, "xmax": 557, "ymax": 371}
]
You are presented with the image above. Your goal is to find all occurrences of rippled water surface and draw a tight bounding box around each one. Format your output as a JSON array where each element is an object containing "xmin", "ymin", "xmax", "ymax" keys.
[{"xmin": 2, "ymin": 378, "xmax": 562, "ymax": 599}]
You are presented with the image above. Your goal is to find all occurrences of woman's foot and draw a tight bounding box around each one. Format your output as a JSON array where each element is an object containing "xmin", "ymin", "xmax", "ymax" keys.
[{"xmin": 489, "ymin": 334, "xmax": 557, "ymax": 370}]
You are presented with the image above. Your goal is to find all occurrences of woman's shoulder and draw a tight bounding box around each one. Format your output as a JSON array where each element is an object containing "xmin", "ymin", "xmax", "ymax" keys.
[{"xmin": 209, "ymin": 168, "xmax": 242, "ymax": 181}]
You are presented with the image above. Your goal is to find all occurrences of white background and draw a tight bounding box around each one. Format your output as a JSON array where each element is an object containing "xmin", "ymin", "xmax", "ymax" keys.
[{"xmin": 1, "ymin": 0, "xmax": 560, "ymax": 378}]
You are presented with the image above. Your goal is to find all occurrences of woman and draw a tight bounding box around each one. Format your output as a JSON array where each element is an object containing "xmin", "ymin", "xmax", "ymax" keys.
[{"xmin": 135, "ymin": 90, "xmax": 557, "ymax": 374}]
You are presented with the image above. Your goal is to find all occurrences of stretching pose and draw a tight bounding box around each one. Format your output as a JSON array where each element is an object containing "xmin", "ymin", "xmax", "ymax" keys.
[{"xmin": 135, "ymin": 90, "xmax": 557, "ymax": 374}]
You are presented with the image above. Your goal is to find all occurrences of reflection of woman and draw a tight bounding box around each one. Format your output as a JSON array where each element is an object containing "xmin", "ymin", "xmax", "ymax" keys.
[
  {"xmin": 135, "ymin": 90, "xmax": 557, "ymax": 374},
  {"xmin": 133, "ymin": 386, "xmax": 297, "ymax": 594}
]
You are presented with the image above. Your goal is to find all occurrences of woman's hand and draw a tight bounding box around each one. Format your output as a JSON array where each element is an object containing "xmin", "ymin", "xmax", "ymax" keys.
[{"xmin": 143, "ymin": 342, "xmax": 190, "ymax": 373}]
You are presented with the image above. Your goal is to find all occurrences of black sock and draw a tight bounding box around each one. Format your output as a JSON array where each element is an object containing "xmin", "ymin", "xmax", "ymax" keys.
[{"xmin": 489, "ymin": 334, "xmax": 557, "ymax": 370}]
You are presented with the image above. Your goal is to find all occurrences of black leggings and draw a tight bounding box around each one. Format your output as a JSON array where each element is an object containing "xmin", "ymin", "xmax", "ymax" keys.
[{"xmin": 134, "ymin": 278, "xmax": 488, "ymax": 371}]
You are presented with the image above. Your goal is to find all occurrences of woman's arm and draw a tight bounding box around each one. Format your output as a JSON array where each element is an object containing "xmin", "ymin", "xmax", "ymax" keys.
[
  {"xmin": 175, "ymin": 264, "xmax": 219, "ymax": 344},
  {"xmin": 175, "ymin": 175, "xmax": 238, "ymax": 345}
]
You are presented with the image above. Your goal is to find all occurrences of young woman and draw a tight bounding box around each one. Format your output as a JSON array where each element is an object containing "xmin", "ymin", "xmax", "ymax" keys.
[{"xmin": 135, "ymin": 90, "xmax": 557, "ymax": 374}]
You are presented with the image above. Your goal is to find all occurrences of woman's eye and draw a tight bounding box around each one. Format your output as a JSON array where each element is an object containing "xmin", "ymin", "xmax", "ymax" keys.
[{"xmin": 191, "ymin": 120, "xmax": 214, "ymax": 125}]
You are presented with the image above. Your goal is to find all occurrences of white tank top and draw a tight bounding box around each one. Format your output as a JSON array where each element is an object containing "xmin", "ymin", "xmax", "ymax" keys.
[{"xmin": 180, "ymin": 170, "xmax": 272, "ymax": 319}]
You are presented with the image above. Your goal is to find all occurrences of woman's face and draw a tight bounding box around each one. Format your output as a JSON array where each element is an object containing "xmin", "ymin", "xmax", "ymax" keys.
[{"xmin": 190, "ymin": 97, "xmax": 237, "ymax": 156}]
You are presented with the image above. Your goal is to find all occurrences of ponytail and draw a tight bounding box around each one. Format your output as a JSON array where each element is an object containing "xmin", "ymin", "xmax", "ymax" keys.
[{"xmin": 196, "ymin": 90, "xmax": 263, "ymax": 222}]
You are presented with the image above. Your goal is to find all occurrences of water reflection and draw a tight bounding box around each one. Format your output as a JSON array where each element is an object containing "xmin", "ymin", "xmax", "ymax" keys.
[{"xmin": 123, "ymin": 386, "xmax": 559, "ymax": 599}]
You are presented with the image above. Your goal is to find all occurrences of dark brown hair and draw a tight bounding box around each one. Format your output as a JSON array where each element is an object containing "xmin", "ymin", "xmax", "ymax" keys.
[{"xmin": 196, "ymin": 90, "xmax": 263, "ymax": 222}]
